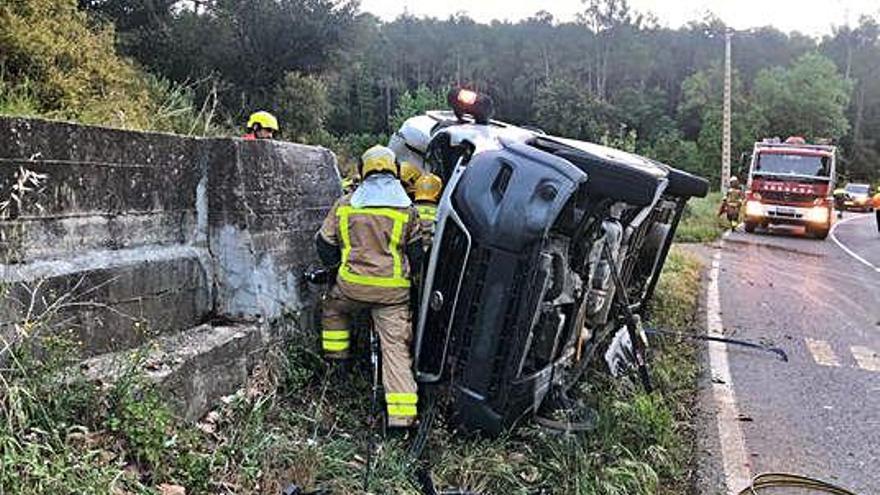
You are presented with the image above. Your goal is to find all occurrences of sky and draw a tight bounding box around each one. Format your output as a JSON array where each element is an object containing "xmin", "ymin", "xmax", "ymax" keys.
[{"xmin": 359, "ymin": 0, "xmax": 880, "ymax": 36}]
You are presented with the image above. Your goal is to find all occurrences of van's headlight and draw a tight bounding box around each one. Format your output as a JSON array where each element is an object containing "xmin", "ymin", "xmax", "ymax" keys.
[
  {"xmin": 806, "ymin": 206, "xmax": 829, "ymax": 223},
  {"xmin": 745, "ymin": 200, "xmax": 764, "ymax": 217}
]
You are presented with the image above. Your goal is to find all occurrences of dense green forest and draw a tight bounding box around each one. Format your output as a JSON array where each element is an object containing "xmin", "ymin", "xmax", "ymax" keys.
[{"xmin": 3, "ymin": 0, "xmax": 879, "ymax": 185}]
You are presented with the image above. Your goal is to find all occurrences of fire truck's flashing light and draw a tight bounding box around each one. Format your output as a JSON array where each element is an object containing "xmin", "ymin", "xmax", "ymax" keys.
[
  {"xmin": 457, "ymin": 89, "xmax": 478, "ymax": 105},
  {"xmin": 785, "ymin": 136, "xmax": 807, "ymax": 144}
]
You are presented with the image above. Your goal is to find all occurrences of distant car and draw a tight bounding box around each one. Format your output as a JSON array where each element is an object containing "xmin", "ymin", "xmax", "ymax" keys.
[{"xmin": 843, "ymin": 183, "xmax": 874, "ymax": 212}]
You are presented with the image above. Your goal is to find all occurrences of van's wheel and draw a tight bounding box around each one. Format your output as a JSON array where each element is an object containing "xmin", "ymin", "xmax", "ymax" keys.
[
  {"xmin": 744, "ymin": 220, "xmax": 758, "ymax": 233},
  {"xmin": 807, "ymin": 226, "xmax": 829, "ymax": 240}
]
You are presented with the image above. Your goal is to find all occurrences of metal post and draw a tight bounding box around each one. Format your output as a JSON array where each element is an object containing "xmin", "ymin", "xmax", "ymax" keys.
[{"xmin": 722, "ymin": 31, "xmax": 732, "ymax": 194}]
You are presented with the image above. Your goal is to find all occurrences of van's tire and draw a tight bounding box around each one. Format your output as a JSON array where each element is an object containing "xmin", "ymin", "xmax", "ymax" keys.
[
  {"xmin": 807, "ymin": 226, "xmax": 829, "ymax": 240},
  {"xmin": 744, "ymin": 220, "xmax": 758, "ymax": 233}
]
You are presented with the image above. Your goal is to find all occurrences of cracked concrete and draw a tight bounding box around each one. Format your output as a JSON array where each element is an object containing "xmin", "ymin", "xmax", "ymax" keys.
[{"xmin": 1, "ymin": 116, "xmax": 339, "ymax": 419}]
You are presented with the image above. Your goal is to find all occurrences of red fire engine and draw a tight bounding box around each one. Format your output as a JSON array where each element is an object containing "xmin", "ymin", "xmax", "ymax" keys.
[{"xmin": 743, "ymin": 137, "xmax": 837, "ymax": 239}]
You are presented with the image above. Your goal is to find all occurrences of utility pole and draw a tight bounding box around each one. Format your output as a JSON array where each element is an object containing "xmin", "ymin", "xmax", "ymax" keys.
[{"xmin": 722, "ymin": 30, "xmax": 732, "ymax": 194}]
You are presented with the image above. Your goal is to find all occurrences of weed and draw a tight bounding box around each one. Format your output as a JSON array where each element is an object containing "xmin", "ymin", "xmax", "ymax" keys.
[
  {"xmin": 0, "ymin": 250, "xmax": 705, "ymax": 494},
  {"xmin": 651, "ymin": 247, "xmax": 703, "ymax": 330},
  {"xmin": 675, "ymin": 193, "xmax": 728, "ymax": 243}
]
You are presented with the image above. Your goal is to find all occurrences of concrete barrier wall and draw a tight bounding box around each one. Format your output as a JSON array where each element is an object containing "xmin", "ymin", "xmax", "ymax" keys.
[
  {"xmin": 206, "ymin": 139, "xmax": 340, "ymax": 320},
  {"xmin": 0, "ymin": 118, "xmax": 204, "ymax": 261},
  {"xmin": 0, "ymin": 117, "xmax": 339, "ymax": 357}
]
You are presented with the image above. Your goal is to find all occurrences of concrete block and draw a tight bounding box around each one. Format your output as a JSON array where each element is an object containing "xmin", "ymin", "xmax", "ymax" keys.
[
  {"xmin": 79, "ymin": 323, "xmax": 274, "ymax": 421},
  {"xmin": 0, "ymin": 245, "xmax": 212, "ymax": 357}
]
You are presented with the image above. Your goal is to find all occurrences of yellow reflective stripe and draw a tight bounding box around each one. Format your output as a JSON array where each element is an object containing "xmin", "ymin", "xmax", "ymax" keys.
[
  {"xmin": 322, "ymin": 330, "xmax": 349, "ymax": 341},
  {"xmin": 390, "ymin": 214, "xmax": 405, "ymax": 280},
  {"xmin": 338, "ymin": 270, "xmax": 410, "ymax": 288},
  {"xmin": 322, "ymin": 329, "xmax": 349, "ymax": 352},
  {"xmin": 336, "ymin": 206, "xmax": 411, "ymax": 288},
  {"xmin": 386, "ymin": 392, "xmax": 418, "ymax": 405},
  {"xmin": 323, "ymin": 340, "xmax": 349, "ymax": 352},
  {"xmin": 418, "ymin": 205, "xmax": 437, "ymax": 221},
  {"xmin": 337, "ymin": 206, "xmax": 409, "ymax": 223},
  {"xmin": 387, "ymin": 404, "xmax": 418, "ymax": 417}
]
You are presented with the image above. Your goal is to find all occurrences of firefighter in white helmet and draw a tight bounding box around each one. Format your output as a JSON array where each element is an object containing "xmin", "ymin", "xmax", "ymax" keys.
[{"xmin": 315, "ymin": 145, "xmax": 423, "ymax": 428}]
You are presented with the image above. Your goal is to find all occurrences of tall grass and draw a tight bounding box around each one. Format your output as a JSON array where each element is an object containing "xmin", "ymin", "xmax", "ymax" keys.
[
  {"xmin": 675, "ymin": 192, "xmax": 728, "ymax": 243},
  {"xmin": 0, "ymin": 243, "xmax": 704, "ymax": 494},
  {"xmin": 0, "ymin": 78, "xmax": 41, "ymax": 118}
]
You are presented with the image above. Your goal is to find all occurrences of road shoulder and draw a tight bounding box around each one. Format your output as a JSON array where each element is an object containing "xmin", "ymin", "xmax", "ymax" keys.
[{"xmin": 680, "ymin": 242, "xmax": 731, "ymax": 495}]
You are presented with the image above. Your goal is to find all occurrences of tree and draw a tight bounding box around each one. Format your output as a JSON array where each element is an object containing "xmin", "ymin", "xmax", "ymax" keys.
[
  {"xmin": 389, "ymin": 86, "xmax": 447, "ymax": 131},
  {"xmin": 580, "ymin": 0, "xmax": 644, "ymax": 100},
  {"xmin": 0, "ymin": 0, "xmax": 153, "ymax": 128},
  {"xmin": 753, "ymin": 53, "xmax": 852, "ymax": 140},
  {"xmin": 822, "ymin": 16, "xmax": 880, "ymax": 180},
  {"xmin": 273, "ymin": 72, "xmax": 330, "ymax": 141},
  {"xmin": 533, "ymin": 78, "xmax": 618, "ymax": 141}
]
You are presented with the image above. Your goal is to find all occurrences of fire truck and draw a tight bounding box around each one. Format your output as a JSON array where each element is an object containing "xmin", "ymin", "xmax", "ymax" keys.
[{"xmin": 743, "ymin": 137, "xmax": 837, "ymax": 239}]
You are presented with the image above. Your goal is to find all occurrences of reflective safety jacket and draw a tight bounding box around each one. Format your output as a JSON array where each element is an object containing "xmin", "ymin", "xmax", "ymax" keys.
[
  {"xmin": 725, "ymin": 187, "xmax": 744, "ymax": 209},
  {"xmin": 873, "ymin": 192, "xmax": 880, "ymax": 209},
  {"xmin": 319, "ymin": 194, "xmax": 421, "ymax": 304},
  {"xmin": 415, "ymin": 202, "xmax": 437, "ymax": 248}
]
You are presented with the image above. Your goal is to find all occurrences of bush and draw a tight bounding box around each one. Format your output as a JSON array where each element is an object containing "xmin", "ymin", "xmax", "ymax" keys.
[
  {"xmin": 274, "ymin": 71, "xmax": 331, "ymax": 142},
  {"xmin": 0, "ymin": 76, "xmax": 41, "ymax": 117},
  {"xmin": 389, "ymin": 85, "xmax": 447, "ymax": 132},
  {"xmin": 143, "ymin": 74, "xmax": 227, "ymax": 136},
  {"xmin": 0, "ymin": 0, "xmax": 154, "ymax": 128},
  {"xmin": 675, "ymin": 192, "xmax": 728, "ymax": 243}
]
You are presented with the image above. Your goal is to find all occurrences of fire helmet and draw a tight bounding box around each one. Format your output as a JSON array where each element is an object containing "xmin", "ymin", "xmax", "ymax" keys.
[
  {"xmin": 414, "ymin": 173, "xmax": 442, "ymax": 203},
  {"xmin": 360, "ymin": 145, "xmax": 397, "ymax": 178},
  {"xmin": 247, "ymin": 111, "xmax": 279, "ymax": 131}
]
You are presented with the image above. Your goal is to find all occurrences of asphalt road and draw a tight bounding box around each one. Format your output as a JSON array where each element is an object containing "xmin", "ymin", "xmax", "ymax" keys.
[{"xmin": 698, "ymin": 212, "xmax": 880, "ymax": 494}]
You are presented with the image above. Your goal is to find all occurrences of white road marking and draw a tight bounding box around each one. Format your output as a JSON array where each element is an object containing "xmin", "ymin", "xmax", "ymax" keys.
[
  {"xmin": 829, "ymin": 214, "xmax": 880, "ymax": 273},
  {"xmin": 708, "ymin": 235, "xmax": 752, "ymax": 493},
  {"xmin": 851, "ymin": 346, "xmax": 880, "ymax": 372},
  {"xmin": 805, "ymin": 338, "xmax": 841, "ymax": 367}
]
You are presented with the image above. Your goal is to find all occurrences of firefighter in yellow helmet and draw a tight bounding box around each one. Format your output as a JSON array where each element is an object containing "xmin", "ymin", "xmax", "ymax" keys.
[
  {"xmin": 315, "ymin": 145, "xmax": 423, "ymax": 428},
  {"xmin": 244, "ymin": 111, "xmax": 279, "ymax": 140},
  {"xmin": 718, "ymin": 176, "xmax": 744, "ymax": 228},
  {"xmin": 413, "ymin": 173, "xmax": 442, "ymax": 250},
  {"xmin": 873, "ymin": 186, "xmax": 880, "ymax": 233},
  {"xmin": 399, "ymin": 161, "xmax": 423, "ymax": 199},
  {"xmin": 833, "ymin": 186, "xmax": 847, "ymax": 219}
]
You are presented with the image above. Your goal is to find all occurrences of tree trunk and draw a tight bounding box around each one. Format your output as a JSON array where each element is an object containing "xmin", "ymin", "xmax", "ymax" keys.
[{"xmin": 853, "ymin": 84, "xmax": 865, "ymax": 145}]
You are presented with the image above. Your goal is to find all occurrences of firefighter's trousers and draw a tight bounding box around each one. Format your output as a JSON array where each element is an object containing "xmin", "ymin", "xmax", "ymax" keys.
[{"xmin": 321, "ymin": 286, "xmax": 418, "ymax": 427}]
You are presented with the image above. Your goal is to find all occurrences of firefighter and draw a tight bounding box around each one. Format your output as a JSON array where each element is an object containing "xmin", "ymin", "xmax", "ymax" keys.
[
  {"xmin": 340, "ymin": 173, "xmax": 360, "ymax": 194},
  {"xmin": 315, "ymin": 145, "xmax": 423, "ymax": 428},
  {"xmin": 399, "ymin": 161, "xmax": 423, "ymax": 199},
  {"xmin": 833, "ymin": 186, "xmax": 847, "ymax": 219},
  {"xmin": 873, "ymin": 188, "xmax": 880, "ymax": 233},
  {"xmin": 718, "ymin": 176, "xmax": 744, "ymax": 228},
  {"xmin": 413, "ymin": 173, "xmax": 442, "ymax": 249},
  {"xmin": 244, "ymin": 111, "xmax": 279, "ymax": 140}
]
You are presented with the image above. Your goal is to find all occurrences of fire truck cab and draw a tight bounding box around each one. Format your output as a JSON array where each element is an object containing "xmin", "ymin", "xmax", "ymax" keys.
[{"xmin": 743, "ymin": 137, "xmax": 837, "ymax": 239}]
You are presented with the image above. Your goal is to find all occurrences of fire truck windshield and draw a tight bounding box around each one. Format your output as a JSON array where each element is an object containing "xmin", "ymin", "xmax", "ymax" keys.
[{"xmin": 754, "ymin": 153, "xmax": 830, "ymax": 178}]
